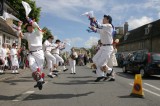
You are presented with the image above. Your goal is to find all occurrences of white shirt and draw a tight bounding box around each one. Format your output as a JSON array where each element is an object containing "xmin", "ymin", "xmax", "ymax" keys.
[
  {"xmin": 10, "ymin": 48, "xmax": 17, "ymax": 57},
  {"xmin": 23, "ymin": 29, "xmax": 43, "ymax": 51},
  {"xmin": 0, "ymin": 47, "xmax": 7, "ymax": 59},
  {"xmin": 96, "ymin": 23, "xmax": 113, "ymax": 45},
  {"xmin": 51, "ymin": 44, "xmax": 60, "ymax": 54},
  {"xmin": 43, "ymin": 40, "xmax": 55, "ymax": 52}
]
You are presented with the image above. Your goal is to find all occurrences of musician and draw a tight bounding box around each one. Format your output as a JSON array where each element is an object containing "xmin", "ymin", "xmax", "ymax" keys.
[{"xmin": 69, "ymin": 48, "xmax": 78, "ymax": 74}]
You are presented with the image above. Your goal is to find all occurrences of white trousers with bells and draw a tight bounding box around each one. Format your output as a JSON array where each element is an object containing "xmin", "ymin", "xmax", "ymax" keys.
[
  {"xmin": 45, "ymin": 51, "xmax": 56, "ymax": 70},
  {"xmin": 28, "ymin": 50, "xmax": 44, "ymax": 72},
  {"xmin": 92, "ymin": 46, "xmax": 113, "ymax": 77}
]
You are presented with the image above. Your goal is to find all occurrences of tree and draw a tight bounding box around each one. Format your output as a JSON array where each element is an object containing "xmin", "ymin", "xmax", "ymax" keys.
[
  {"xmin": 6, "ymin": 0, "xmax": 41, "ymax": 49},
  {"xmin": 6, "ymin": 0, "xmax": 41, "ymax": 23},
  {"xmin": 42, "ymin": 27, "xmax": 53, "ymax": 43}
]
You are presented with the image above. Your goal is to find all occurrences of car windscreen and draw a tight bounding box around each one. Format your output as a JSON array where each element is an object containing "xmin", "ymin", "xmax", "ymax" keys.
[{"xmin": 152, "ymin": 54, "xmax": 160, "ymax": 61}]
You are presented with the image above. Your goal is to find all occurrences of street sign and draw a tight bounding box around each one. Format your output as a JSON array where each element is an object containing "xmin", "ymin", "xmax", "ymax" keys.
[{"xmin": 0, "ymin": 0, "xmax": 4, "ymax": 16}]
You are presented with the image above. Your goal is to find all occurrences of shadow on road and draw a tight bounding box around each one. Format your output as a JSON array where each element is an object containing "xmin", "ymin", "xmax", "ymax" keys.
[
  {"xmin": 53, "ymin": 79, "xmax": 104, "ymax": 85},
  {"xmin": 3, "ymin": 79, "xmax": 33, "ymax": 85},
  {"xmin": 116, "ymin": 72, "xmax": 135, "ymax": 80},
  {"xmin": 0, "ymin": 94, "xmax": 21, "ymax": 100},
  {"xmin": 118, "ymin": 95, "xmax": 144, "ymax": 99},
  {"xmin": 67, "ymin": 76, "xmax": 93, "ymax": 79},
  {"xmin": 23, "ymin": 92, "xmax": 94, "ymax": 101}
]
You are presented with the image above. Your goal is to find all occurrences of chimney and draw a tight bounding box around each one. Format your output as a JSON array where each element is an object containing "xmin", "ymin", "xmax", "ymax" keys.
[{"xmin": 124, "ymin": 22, "xmax": 128, "ymax": 35}]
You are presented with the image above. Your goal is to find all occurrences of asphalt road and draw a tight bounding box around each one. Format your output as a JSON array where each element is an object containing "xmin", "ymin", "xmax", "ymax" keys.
[{"xmin": 0, "ymin": 66, "xmax": 160, "ymax": 106}]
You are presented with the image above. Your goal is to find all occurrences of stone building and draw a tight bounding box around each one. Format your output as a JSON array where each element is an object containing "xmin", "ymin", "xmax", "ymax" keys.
[
  {"xmin": 118, "ymin": 19, "xmax": 160, "ymax": 53},
  {"xmin": 0, "ymin": 0, "xmax": 18, "ymax": 48}
]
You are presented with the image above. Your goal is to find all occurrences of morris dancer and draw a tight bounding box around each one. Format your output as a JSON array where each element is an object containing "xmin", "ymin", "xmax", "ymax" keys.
[
  {"xmin": 52, "ymin": 39, "xmax": 68, "ymax": 72},
  {"xmin": 21, "ymin": 17, "xmax": 45, "ymax": 90},
  {"xmin": 91, "ymin": 15, "xmax": 114, "ymax": 82},
  {"xmin": 43, "ymin": 35, "xmax": 58, "ymax": 78}
]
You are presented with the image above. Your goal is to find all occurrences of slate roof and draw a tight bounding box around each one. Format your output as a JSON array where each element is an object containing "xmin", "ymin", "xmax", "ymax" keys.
[{"xmin": 119, "ymin": 19, "xmax": 160, "ymax": 45}]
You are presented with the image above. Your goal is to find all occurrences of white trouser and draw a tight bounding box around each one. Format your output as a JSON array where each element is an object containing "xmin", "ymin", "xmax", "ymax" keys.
[
  {"xmin": 92, "ymin": 46, "xmax": 113, "ymax": 77},
  {"xmin": 69, "ymin": 59, "xmax": 76, "ymax": 73},
  {"xmin": 45, "ymin": 51, "xmax": 56, "ymax": 69},
  {"xmin": 53, "ymin": 54, "xmax": 64, "ymax": 65},
  {"xmin": 53, "ymin": 54, "xmax": 66, "ymax": 70},
  {"xmin": 28, "ymin": 50, "xmax": 44, "ymax": 72}
]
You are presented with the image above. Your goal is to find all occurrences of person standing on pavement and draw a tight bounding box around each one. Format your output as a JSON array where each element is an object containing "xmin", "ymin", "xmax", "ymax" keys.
[
  {"xmin": 91, "ymin": 15, "xmax": 114, "ymax": 82},
  {"xmin": 10, "ymin": 43, "xmax": 19, "ymax": 74},
  {"xmin": 0, "ymin": 43, "xmax": 7, "ymax": 74},
  {"xmin": 21, "ymin": 17, "xmax": 45, "ymax": 90},
  {"xmin": 69, "ymin": 48, "xmax": 78, "ymax": 74},
  {"xmin": 43, "ymin": 35, "xmax": 58, "ymax": 78}
]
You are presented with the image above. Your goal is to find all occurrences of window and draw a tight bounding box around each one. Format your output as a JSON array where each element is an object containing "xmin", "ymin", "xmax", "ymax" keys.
[
  {"xmin": 5, "ymin": 36, "xmax": 11, "ymax": 44},
  {"xmin": 124, "ymin": 32, "xmax": 130, "ymax": 41},
  {"xmin": 145, "ymin": 28, "xmax": 149, "ymax": 35},
  {"xmin": 135, "ymin": 53, "xmax": 143, "ymax": 61},
  {"xmin": 145, "ymin": 24, "xmax": 152, "ymax": 35}
]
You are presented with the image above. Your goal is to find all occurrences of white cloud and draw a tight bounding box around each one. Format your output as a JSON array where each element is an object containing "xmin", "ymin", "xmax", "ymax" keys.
[
  {"xmin": 127, "ymin": 16, "xmax": 153, "ymax": 29},
  {"xmin": 36, "ymin": 0, "xmax": 108, "ymax": 23},
  {"xmin": 64, "ymin": 37, "xmax": 83, "ymax": 45},
  {"xmin": 84, "ymin": 36, "xmax": 99, "ymax": 48},
  {"xmin": 158, "ymin": 12, "xmax": 160, "ymax": 18}
]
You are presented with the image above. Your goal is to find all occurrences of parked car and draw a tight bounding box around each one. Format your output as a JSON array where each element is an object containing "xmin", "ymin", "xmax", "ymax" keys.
[
  {"xmin": 122, "ymin": 51, "xmax": 160, "ymax": 77},
  {"xmin": 116, "ymin": 53, "xmax": 125, "ymax": 67}
]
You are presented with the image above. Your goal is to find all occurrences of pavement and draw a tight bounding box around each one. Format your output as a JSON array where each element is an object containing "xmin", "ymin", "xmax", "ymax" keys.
[
  {"xmin": 0, "ymin": 68, "xmax": 31, "ymax": 81},
  {"xmin": 0, "ymin": 65, "xmax": 160, "ymax": 106}
]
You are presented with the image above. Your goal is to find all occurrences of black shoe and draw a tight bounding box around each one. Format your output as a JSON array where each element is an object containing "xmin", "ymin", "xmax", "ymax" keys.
[
  {"xmin": 53, "ymin": 73, "xmax": 58, "ymax": 77},
  {"xmin": 106, "ymin": 73, "xmax": 111, "ymax": 77},
  {"xmin": 70, "ymin": 73, "xmax": 73, "ymax": 74},
  {"xmin": 42, "ymin": 81, "xmax": 45, "ymax": 84},
  {"xmin": 94, "ymin": 77, "xmax": 104, "ymax": 82},
  {"xmin": 34, "ymin": 82, "xmax": 39, "ymax": 88},
  {"xmin": 47, "ymin": 74, "xmax": 54, "ymax": 78},
  {"xmin": 92, "ymin": 70, "xmax": 96, "ymax": 74},
  {"xmin": 34, "ymin": 81, "xmax": 43, "ymax": 90},
  {"xmin": 52, "ymin": 70, "xmax": 59, "ymax": 73},
  {"xmin": 63, "ymin": 68, "xmax": 68, "ymax": 72},
  {"xmin": 103, "ymin": 77, "xmax": 109, "ymax": 81},
  {"xmin": 37, "ymin": 81, "xmax": 43, "ymax": 90},
  {"xmin": 108, "ymin": 78, "xmax": 115, "ymax": 81}
]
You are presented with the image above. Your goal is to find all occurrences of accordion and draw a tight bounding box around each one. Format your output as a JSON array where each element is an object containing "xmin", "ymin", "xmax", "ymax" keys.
[{"xmin": 70, "ymin": 54, "xmax": 76, "ymax": 60}]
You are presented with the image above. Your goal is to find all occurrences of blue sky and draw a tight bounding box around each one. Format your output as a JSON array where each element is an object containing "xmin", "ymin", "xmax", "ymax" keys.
[{"xmin": 35, "ymin": 0, "xmax": 160, "ymax": 50}]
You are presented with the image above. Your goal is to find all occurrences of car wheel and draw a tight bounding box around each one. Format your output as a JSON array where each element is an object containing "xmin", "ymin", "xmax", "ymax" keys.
[
  {"xmin": 139, "ymin": 68, "xmax": 148, "ymax": 78},
  {"xmin": 122, "ymin": 66, "xmax": 127, "ymax": 73}
]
